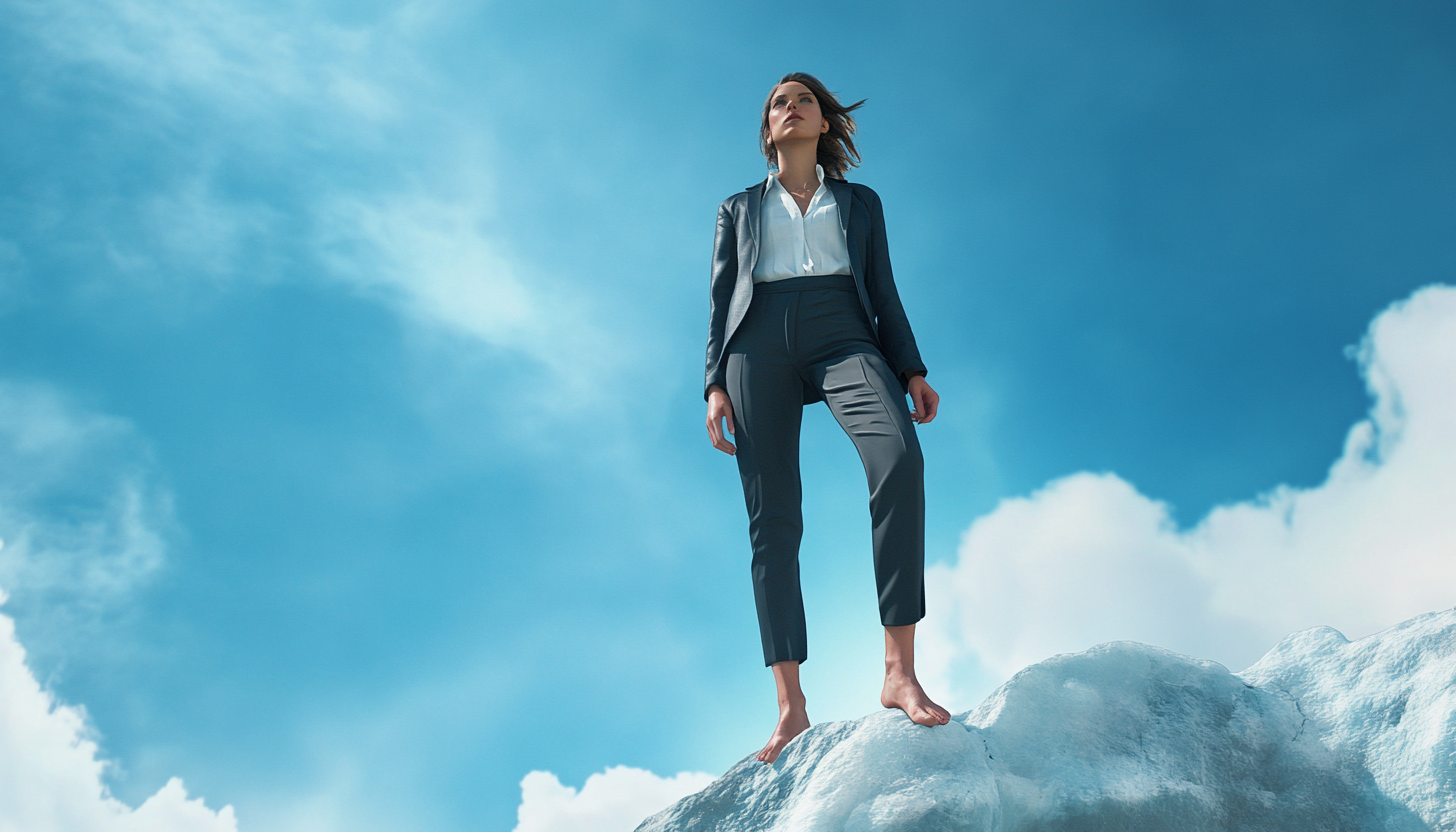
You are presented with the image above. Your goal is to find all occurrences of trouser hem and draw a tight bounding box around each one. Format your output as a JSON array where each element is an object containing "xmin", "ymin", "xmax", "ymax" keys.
[{"xmin": 762, "ymin": 651, "xmax": 809, "ymax": 668}]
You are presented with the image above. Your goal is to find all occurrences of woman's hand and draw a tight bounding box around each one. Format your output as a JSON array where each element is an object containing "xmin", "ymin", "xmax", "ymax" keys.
[
  {"xmin": 706, "ymin": 386, "xmax": 737, "ymax": 455},
  {"xmin": 906, "ymin": 375, "xmax": 939, "ymax": 424}
]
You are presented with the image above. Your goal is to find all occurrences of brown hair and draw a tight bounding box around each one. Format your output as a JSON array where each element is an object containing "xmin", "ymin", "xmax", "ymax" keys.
[{"xmin": 759, "ymin": 72, "xmax": 865, "ymax": 180}]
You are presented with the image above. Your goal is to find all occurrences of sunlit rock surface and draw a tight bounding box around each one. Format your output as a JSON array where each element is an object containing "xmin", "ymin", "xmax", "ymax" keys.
[{"xmin": 638, "ymin": 609, "xmax": 1455, "ymax": 832}]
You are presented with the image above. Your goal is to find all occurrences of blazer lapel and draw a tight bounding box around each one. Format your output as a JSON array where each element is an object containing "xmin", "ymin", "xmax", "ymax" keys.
[
  {"xmin": 827, "ymin": 178, "xmax": 878, "ymax": 336},
  {"xmin": 826, "ymin": 178, "xmax": 857, "ymax": 276},
  {"xmin": 723, "ymin": 179, "xmax": 767, "ymax": 351},
  {"xmin": 744, "ymin": 179, "xmax": 765, "ymax": 277}
]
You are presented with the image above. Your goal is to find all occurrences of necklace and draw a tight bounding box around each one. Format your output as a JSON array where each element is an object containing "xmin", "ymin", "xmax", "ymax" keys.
[{"xmin": 783, "ymin": 178, "xmax": 818, "ymax": 199}]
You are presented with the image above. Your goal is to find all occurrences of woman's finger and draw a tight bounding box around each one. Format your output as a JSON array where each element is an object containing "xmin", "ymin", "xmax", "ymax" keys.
[
  {"xmin": 716, "ymin": 425, "xmax": 737, "ymax": 454},
  {"xmin": 720, "ymin": 424, "xmax": 736, "ymax": 454},
  {"xmin": 706, "ymin": 413, "xmax": 736, "ymax": 455}
]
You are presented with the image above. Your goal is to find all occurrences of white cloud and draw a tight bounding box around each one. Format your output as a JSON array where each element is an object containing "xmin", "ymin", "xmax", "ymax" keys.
[
  {"xmin": 513, "ymin": 767, "xmax": 715, "ymax": 832},
  {"xmin": 922, "ymin": 284, "xmax": 1456, "ymax": 709},
  {"xmin": 0, "ymin": 599, "xmax": 235, "ymax": 832}
]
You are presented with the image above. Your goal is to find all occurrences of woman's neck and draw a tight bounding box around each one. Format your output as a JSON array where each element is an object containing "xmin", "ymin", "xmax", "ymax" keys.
[{"xmin": 775, "ymin": 142, "xmax": 821, "ymax": 195}]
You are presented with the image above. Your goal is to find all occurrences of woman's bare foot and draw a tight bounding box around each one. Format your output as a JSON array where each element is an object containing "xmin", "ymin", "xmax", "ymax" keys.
[
  {"xmin": 757, "ymin": 661, "xmax": 810, "ymax": 763},
  {"xmin": 881, "ymin": 667, "xmax": 950, "ymax": 726},
  {"xmin": 881, "ymin": 624, "xmax": 950, "ymax": 726},
  {"xmin": 756, "ymin": 695, "xmax": 810, "ymax": 763}
]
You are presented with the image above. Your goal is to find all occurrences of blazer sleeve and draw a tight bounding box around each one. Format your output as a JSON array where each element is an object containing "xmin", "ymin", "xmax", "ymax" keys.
[
  {"xmin": 862, "ymin": 187, "xmax": 927, "ymax": 383},
  {"xmin": 704, "ymin": 200, "xmax": 739, "ymax": 399}
]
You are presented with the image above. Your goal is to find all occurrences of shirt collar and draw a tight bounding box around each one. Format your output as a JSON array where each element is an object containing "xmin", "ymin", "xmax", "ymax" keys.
[{"xmin": 766, "ymin": 164, "xmax": 829, "ymax": 199}]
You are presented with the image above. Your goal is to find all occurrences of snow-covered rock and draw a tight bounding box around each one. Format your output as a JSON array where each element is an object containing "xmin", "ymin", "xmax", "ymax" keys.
[
  {"xmin": 1241, "ymin": 611, "xmax": 1456, "ymax": 830},
  {"xmin": 638, "ymin": 609, "xmax": 1456, "ymax": 831}
]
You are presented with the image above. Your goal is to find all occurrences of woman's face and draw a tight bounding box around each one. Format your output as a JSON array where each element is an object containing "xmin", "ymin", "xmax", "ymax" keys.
[{"xmin": 767, "ymin": 82, "xmax": 830, "ymax": 148}]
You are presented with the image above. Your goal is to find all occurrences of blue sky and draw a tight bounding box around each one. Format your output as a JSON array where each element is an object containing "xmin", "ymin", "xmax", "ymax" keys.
[{"xmin": 2, "ymin": 1, "xmax": 1455, "ymax": 830}]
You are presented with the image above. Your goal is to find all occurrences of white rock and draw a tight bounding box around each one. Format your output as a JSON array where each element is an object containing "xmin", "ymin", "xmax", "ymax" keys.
[
  {"xmin": 638, "ymin": 608, "xmax": 1455, "ymax": 831},
  {"xmin": 1242, "ymin": 611, "xmax": 1456, "ymax": 830}
]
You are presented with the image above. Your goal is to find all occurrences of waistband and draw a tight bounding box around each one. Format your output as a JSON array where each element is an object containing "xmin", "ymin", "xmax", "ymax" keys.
[{"xmin": 753, "ymin": 274, "xmax": 856, "ymax": 294}]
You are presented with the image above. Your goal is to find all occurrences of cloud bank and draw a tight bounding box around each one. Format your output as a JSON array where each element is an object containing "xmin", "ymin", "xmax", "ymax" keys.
[
  {"xmin": 513, "ymin": 766, "xmax": 715, "ymax": 832},
  {"xmin": 922, "ymin": 284, "xmax": 1456, "ymax": 708}
]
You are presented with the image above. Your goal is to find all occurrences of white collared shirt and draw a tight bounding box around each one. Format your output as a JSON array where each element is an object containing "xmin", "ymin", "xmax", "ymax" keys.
[{"xmin": 752, "ymin": 164, "xmax": 853, "ymax": 282}]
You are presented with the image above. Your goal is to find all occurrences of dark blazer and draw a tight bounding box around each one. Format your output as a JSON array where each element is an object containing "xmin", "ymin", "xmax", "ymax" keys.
[{"xmin": 704, "ymin": 177, "xmax": 927, "ymax": 403}]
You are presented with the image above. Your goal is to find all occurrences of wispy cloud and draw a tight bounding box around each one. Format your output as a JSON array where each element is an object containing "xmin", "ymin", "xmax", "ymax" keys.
[
  {"xmin": 921, "ymin": 284, "xmax": 1456, "ymax": 709},
  {"xmin": 0, "ymin": 381, "xmax": 174, "ymax": 610},
  {"xmin": 316, "ymin": 189, "xmax": 628, "ymax": 389},
  {"xmin": 10, "ymin": 0, "xmax": 407, "ymax": 122},
  {"xmin": 8, "ymin": 0, "xmax": 622, "ymax": 391}
]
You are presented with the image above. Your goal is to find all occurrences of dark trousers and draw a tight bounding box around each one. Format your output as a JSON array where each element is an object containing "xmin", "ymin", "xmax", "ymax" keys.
[{"xmin": 725, "ymin": 275, "xmax": 926, "ymax": 667}]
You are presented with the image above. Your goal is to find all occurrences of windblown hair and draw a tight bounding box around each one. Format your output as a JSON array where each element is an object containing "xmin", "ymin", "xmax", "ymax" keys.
[{"xmin": 759, "ymin": 72, "xmax": 865, "ymax": 180}]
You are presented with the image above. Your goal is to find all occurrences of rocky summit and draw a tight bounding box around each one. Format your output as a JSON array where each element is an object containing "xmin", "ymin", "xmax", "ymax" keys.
[{"xmin": 638, "ymin": 609, "xmax": 1456, "ymax": 832}]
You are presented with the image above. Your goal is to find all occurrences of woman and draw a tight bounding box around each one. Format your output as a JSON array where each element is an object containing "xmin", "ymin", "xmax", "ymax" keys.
[{"xmin": 704, "ymin": 73, "xmax": 950, "ymax": 764}]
